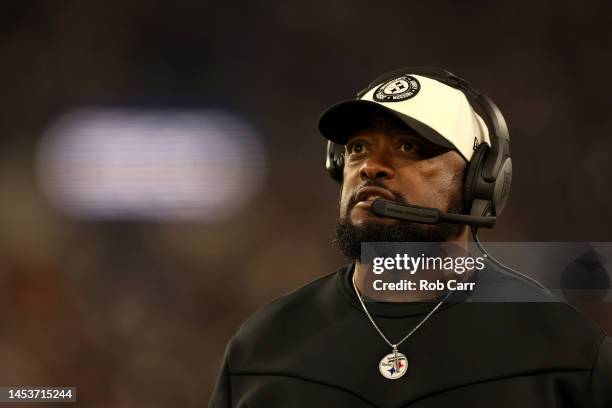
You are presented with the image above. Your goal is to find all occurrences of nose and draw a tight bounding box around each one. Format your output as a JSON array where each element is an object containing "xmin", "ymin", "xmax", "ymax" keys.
[{"xmin": 359, "ymin": 149, "xmax": 396, "ymax": 181}]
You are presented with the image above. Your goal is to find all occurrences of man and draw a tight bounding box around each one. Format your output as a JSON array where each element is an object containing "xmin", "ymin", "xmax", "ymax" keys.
[{"xmin": 210, "ymin": 68, "xmax": 612, "ymax": 407}]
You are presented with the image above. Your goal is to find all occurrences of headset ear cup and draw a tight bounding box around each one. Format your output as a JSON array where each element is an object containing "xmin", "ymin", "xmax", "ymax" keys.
[
  {"xmin": 463, "ymin": 143, "xmax": 489, "ymax": 214},
  {"xmin": 335, "ymin": 150, "xmax": 345, "ymax": 182},
  {"xmin": 492, "ymin": 157, "xmax": 512, "ymax": 216},
  {"xmin": 325, "ymin": 141, "xmax": 344, "ymax": 183}
]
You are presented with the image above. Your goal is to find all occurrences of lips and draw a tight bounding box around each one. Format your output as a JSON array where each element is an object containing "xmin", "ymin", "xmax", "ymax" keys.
[{"xmin": 355, "ymin": 186, "xmax": 395, "ymax": 204}]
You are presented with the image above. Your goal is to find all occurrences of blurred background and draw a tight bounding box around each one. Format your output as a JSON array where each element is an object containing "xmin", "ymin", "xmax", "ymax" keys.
[{"xmin": 1, "ymin": 0, "xmax": 611, "ymax": 406}]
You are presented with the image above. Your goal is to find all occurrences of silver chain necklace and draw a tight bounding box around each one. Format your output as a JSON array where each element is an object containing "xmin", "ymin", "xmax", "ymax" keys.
[{"xmin": 351, "ymin": 272, "xmax": 458, "ymax": 380}]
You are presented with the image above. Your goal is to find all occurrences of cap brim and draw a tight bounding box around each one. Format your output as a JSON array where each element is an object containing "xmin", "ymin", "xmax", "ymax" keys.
[{"xmin": 318, "ymin": 100, "xmax": 455, "ymax": 150}]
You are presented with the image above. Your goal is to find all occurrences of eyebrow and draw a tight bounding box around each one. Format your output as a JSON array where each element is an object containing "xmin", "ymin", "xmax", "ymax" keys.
[{"xmin": 346, "ymin": 130, "xmax": 427, "ymax": 145}]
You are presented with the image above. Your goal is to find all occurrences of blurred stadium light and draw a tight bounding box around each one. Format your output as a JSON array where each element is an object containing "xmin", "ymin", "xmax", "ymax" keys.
[{"xmin": 36, "ymin": 108, "xmax": 265, "ymax": 222}]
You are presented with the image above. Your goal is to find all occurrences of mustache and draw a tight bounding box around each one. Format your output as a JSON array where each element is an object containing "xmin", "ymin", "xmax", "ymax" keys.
[{"xmin": 347, "ymin": 179, "xmax": 407, "ymax": 214}]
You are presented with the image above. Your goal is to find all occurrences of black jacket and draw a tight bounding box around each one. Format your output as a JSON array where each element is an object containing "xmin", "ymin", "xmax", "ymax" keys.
[{"xmin": 210, "ymin": 263, "xmax": 612, "ymax": 407}]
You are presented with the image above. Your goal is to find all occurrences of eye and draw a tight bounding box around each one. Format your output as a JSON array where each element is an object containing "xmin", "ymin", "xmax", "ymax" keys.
[
  {"xmin": 347, "ymin": 142, "xmax": 367, "ymax": 155},
  {"xmin": 400, "ymin": 141, "xmax": 413, "ymax": 151},
  {"xmin": 398, "ymin": 139, "xmax": 420, "ymax": 154}
]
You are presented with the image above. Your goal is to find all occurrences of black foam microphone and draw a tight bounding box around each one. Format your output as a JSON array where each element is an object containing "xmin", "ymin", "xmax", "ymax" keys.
[{"xmin": 371, "ymin": 198, "xmax": 496, "ymax": 228}]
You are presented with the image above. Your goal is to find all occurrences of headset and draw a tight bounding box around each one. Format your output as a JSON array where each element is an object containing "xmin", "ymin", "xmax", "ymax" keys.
[
  {"xmin": 324, "ymin": 67, "xmax": 550, "ymax": 293},
  {"xmin": 325, "ymin": 66, "xmax": 513, "ymax": 221}
]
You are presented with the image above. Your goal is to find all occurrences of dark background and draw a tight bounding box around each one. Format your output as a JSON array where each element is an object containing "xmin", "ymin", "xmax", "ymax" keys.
[{"xmin": 1, "ymin": 1, "xmax": 611, "ymax": 406}]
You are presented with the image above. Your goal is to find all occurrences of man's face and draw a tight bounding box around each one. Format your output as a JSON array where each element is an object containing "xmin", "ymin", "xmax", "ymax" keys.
[
  {"xmin": 334, "ymin": 113, "xmax": 468, "ymax": 260},
  {"xmin": 340, "ymin": 114, "xmax": 467, "ymax": 222}
]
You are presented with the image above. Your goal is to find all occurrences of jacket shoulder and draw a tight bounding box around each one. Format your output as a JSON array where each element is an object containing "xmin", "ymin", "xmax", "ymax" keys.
[{"xmin": 226, "ymin": 266, "xmax": 348, "ymax": 363}]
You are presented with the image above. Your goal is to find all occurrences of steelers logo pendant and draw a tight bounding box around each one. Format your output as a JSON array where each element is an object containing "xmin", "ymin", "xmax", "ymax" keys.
[{"xmin": 379, "ymin": 350, "xmax": 408, "ymax": 379}]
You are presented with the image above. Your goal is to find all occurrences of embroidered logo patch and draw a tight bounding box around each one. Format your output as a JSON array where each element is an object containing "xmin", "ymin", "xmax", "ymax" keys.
[{"xmin": 373, "ymin": 75, "xmax": 420, "ymax": 102}]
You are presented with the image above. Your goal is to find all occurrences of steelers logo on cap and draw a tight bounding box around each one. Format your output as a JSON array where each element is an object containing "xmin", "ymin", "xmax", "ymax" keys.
[{"xmin": 373, "ymin": 75, "xmax": 420, "ymax": 102}]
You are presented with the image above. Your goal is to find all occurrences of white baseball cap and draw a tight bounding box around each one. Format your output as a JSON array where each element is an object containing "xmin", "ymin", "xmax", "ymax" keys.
[{"xmin": 318, "ymin": 72, "xmax": 490, "ymax": 162}]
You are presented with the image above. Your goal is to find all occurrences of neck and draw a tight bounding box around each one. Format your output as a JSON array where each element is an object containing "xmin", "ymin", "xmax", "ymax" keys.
[{"xmin": 353, "ymin": 227, "xmax": 471, "ymax": 302}]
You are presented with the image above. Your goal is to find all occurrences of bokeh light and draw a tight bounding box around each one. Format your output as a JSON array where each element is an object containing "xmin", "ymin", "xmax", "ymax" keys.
[{"xmin": 36, "ymin": 108, "xmax": 265, "ymax": 222}]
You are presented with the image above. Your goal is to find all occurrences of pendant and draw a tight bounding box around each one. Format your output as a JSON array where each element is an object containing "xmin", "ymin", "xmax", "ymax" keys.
[{"xmin": 379, "ymin": 346, "xmax": 408, "ymax": 379}]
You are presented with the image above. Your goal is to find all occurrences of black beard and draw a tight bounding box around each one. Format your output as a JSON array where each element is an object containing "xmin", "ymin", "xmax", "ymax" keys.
[{"xmin": 333, "ymin": 181, "xmax": 465, "ymax": 261}]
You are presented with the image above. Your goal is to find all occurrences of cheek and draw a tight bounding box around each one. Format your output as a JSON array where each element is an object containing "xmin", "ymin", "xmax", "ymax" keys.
[
  {"xmin": 339, "ymin": 184, "xmax": 348, "ymax": 213},
  {"xmin": 426, "ymin": 165, "xmax": 458, "ymax": 192},
  {"xmin": 400, "ymin": 154, "xmax": 464, "ymax": 207},
  {"xmin": 433, "ymin": 172, "xmax": 463, "ymax": 208},
  {"xmin": 426, "ymin": 158, "xmax": 465, "ymax": 209},
  {"xmin": 339, "ymin": 169, "xmax": 357, "ymax": 215}
]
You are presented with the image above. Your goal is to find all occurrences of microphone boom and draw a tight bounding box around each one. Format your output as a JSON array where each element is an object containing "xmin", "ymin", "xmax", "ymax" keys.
[{"xmin": 371, "ymin": 199, "xmax": 496, "ymax": 228}]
